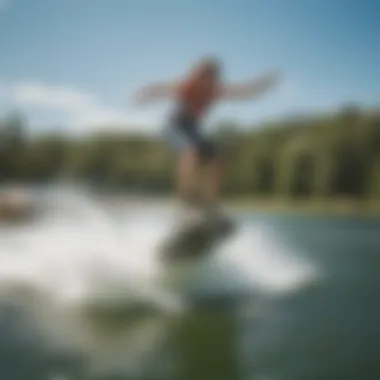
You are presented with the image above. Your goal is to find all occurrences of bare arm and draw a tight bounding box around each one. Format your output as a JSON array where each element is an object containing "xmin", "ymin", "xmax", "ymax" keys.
[
  {"xmin": 220, "ymin": 71, "xmax": 281, "ymax": 101},
  {"xmin": 133, "ymin": 82, "xmax": 179, "ymax": 106}
]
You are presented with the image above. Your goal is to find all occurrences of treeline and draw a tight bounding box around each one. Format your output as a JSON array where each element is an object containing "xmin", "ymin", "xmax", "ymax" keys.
[{"xmin": 1, "ymin": 105, "xmax": 380, "ymax": 200}]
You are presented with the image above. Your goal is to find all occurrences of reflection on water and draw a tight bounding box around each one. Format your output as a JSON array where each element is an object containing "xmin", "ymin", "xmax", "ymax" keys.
[
  {"xmin": 237, "ymin": 216, "xmax": 380, "ymax": 380},
  {"xmin": 0, "ymin": 187, "xmax": 379, "ymax": 379}
]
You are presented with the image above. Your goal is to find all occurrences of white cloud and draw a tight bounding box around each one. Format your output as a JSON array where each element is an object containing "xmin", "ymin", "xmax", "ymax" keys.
[
  {"xmin": 0, "ymin": 81, "xmax": 6, "ymax": 96},
  {"xmin": 72, "ymin": 107, "xmax": 131, "ymax": 128},
  {"xmin": 11, "ymin": 82, "xmax": 96, "ymax": 111},
  {"xmin": 2, "ymin": 78, "xmax": 302, "ymax": 136},
  {"xmin": 69, "ymin": 106, "xmax": 157, "ymax": 135},
  {"xmin": 4, "ymin": 80, "xmax": 158, "ymax": 135}
]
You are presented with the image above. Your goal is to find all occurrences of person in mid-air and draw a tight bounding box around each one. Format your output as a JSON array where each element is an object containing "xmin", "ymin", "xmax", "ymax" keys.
[{"xmin": 134, "ymin": 57, "xmax": 281, "ymax": 223}]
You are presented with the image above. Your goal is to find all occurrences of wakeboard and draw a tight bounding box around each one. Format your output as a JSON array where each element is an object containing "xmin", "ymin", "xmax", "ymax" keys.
[{"xmin": 161, "ymin": 209, "xmax": 235, "ymax": 263}]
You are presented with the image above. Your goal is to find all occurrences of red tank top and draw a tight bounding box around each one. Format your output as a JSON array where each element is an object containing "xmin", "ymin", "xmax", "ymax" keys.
[{"xmin": 176, "ymin": 79, "xmax": 221, "ymax": 119}]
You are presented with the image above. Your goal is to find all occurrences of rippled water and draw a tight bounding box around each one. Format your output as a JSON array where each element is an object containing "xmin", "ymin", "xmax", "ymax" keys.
[{"xmin": 0, "ymin": 187, "xmax": 378, "ymax": 380}]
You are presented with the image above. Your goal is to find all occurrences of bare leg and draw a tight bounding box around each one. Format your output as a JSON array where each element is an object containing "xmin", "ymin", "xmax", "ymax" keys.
[
  {"xmin": 201, "ymin": 155, "xmax": 234, "ymax": 231},
  {"xmin": 177, "ymin": 148, "xmax": 200, "ymax": 204},
  {"xmin": 202, "ymin": 155, "xmax": 224, "ymax": 208}
]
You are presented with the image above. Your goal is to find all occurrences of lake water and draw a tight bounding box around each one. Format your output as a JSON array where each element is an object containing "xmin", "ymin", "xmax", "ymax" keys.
[{"xmin": 0, "ymin": 188, "xmax": 379, "ymax": 380}]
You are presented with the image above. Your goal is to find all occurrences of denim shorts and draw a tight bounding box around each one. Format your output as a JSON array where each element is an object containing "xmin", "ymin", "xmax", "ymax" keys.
[{"xmin": 163, "ymin": 125, "xmax": 217, "ymax": 160}]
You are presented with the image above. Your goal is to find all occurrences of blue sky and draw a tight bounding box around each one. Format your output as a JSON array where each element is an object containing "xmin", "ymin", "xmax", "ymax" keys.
[{"xmin": 0, "ymin": 0, "xmax": 379, "ymax": 135}]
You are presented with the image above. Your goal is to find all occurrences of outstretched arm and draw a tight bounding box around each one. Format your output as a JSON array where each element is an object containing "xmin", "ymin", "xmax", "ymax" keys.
[
  {"xmin": 133, "ymin": 82, "xmax": 179, "ymax": 106},
  {"xmin": 220, "ymin": 71, "xmax": 281, "ymax": 101}
]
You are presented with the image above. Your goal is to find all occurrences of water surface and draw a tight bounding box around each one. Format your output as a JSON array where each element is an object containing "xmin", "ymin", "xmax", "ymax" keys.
[{"xmin": 0, "ymin": 190, "xmax": 378, "ymax": 380}]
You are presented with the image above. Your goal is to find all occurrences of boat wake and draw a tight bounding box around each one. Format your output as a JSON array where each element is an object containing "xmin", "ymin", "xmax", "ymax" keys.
[{"xmin": 0, "ymin": 187, "xmax": 321, "ymax": 377}]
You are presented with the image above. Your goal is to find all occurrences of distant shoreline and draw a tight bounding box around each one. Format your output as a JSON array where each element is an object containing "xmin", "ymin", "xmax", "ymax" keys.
[
  {"xmin": 224, "ymin": 198, "xmax": 380, "ymax": 217},
  {"xmin": 104, "ymin": 195, "xmax": 380, "ymax": 217}
]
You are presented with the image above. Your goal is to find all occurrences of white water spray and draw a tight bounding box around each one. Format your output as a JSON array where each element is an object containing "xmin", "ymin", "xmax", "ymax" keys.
[{"xmin": 0, "ymin": 187, "xmax": 320, "ymax": 376}]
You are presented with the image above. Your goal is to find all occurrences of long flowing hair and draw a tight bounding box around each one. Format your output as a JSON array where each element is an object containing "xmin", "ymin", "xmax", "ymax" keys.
[{"xmin": 189, "ymin": 56, "xmax": 222, "ymax": 82}]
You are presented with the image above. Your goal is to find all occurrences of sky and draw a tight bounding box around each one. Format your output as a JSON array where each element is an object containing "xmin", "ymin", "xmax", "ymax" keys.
[{"xmin": 0, "ymin": 0, "xmax": 379, "ymax": 136}]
